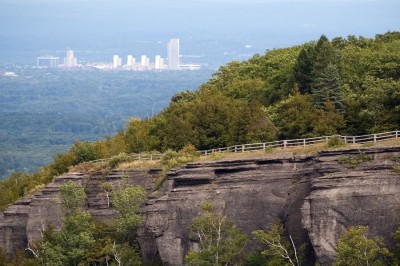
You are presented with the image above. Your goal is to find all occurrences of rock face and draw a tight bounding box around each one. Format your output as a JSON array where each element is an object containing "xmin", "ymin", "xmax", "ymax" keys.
[
  {"xmin": 141, "ymin": 155, "xmax": 313, "ymax": 265},
  {"xmin": 0, "ymin": 169, "xmax": 162, "ymax": 257},
  {"xmin": 302, "ymin": 148, "xmax": 400, "ymax": 265},
  {"xmin": 140, "ymin": 147, "xmax": 400, "ymax": 265},
  {"xmin": 1, "ymin": 146, "xmax": 400, "ymax": 265}
]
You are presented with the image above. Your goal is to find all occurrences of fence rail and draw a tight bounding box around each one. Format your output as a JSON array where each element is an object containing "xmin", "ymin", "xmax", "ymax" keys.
[
  {"xmin": 90, "ymin": 153, "xmax": 163, "ymax": 164},
  {"xmin": 90, "ymin": 130, "xmax": 399, "ymax": 163},
  {"xmin": 197, "ymin": 130, "xmax": 400, "ymax": 156}
]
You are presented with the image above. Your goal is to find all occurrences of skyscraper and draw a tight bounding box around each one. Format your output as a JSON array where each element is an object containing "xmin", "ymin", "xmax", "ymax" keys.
[
  {"xmin": 140, "ymin": 55, "xmax": 150, "ymax": 70},
  {"xmin": 126, "ymin": 55, "xmax": 134, "ymax": 66},
  {"xmin": 64, "ymin": 49, "xmax": 77, "ymax": 67},
  {"xmin": 113, "ymin": 55, "xmax": 122, "ymax": 69},
  {"xmin": 167, "ymin": 39, "xmax": 180, "ymax": 70},
  {"xmin": 155, "ymin": 55, "xmax": 165, "ymax": 70}
]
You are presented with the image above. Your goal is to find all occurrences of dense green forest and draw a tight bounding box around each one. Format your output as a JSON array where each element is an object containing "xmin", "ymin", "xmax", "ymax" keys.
[
  {"xmin": 0, "ymin": 31, "xmax": 400, "ymax": 265},
  {"xmin": 1, "ymin": 31, "xmax": 400, "ymax": 211},
  {"xmin": 83, "ymin": 31, "xmax": 400, "ymax": 153},
  {"xmin": 0, "ymin": 69, "xmax": 213, "ymax": 178}
]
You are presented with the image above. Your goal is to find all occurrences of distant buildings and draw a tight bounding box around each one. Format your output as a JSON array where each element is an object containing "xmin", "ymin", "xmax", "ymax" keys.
[
  {"xmin": 34, "ymin": 39, "xmax": 198, "ymax": 71},
  {"xmin": 155, "ymin": 55, "xmax": 166, "ymax": 70},
  {"xmin": 167, "ymin": 39, "xmax": 180, "ymax": 70},
  {"xmin": 113, "ymin": 55, "xmax": 122, "ymax": 69},
  {"xmin": 36, "ymin": 56, "xmax": 60, "ymax": 68},
  {"xmin": 64, "ymin": 49, "xmax": 78, "ymax": 67}
]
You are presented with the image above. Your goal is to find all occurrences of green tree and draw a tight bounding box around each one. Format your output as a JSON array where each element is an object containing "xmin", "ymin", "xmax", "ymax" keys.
[
  {"xmin": 312, "ymin": 63, "xmax": 344, "ymax": 111},
  {"xmin": 359, "ymin": 76, "xmax": 400, "ymax": 133},
  {"xmin": 70, "ymin": 140, "xmax": 99, "ymax": 164},
  {"xmin": 268, "ymin": 89, "xmax": 317, "ymax": 139},
  {"xmin": 312, "ymin": 99, "xmax": 345, "ymax": 136},
  {"xmin": 124, "ymin": 118, "xmax": 159, "ymax": 153},
  {"xmin": 185, "ymin": 202, "xmax": 247, "ymax": 266},
  {"xmin": 112, "ymin": 185, "xmax": 146, "ymax": 235},
  {"xmin": 59, "ymin": 181, "xmax": 86, "ymax": 215},
  {"xmin": 190, "ymin": 90, "xmax": 232, "ymax": 149},
  {"xmin": 392, "ymin": 214, "xmax": 400, "ymax": 265},
  {"xmin": 334, "ymin": 225, "xmax": 390, "ymax": 266},
  {"xmin": 252, "ymin": 221, "xmax": 300, "ymax": 266},
  {"xmin": 293, "ymin": 45, "xmax": 316, "ymax": 94},
  {"xmin": 41, "ymin": 182, "xmax": 96, "ymax": 266}
]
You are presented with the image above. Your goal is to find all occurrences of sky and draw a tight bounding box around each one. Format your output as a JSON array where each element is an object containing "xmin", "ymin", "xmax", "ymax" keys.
[{"xmin": 0, "ymin": 0, "xmax": 399, "ymax": 66}]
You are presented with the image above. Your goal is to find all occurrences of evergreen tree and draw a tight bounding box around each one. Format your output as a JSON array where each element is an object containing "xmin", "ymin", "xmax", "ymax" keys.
[
  {"xmin": 311, "ymin": 35, "xmax": 343, "ymax": 111},
  {"xmin": 293, "ymin": 45, "xmax": 315, "ymax": 94},
  {"xmin": 312, "ymin": 64, "xmax": 344, "ymax": 111}
]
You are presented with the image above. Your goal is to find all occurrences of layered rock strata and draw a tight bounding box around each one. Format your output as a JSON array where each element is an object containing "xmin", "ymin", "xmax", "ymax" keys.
[
  {"xmin": 0, "ymin": 169, "xmax": 162, "ymax": 257},
  {"xmin": 1, "ymin": 146, "xmax": 400, "ymax": 266}
]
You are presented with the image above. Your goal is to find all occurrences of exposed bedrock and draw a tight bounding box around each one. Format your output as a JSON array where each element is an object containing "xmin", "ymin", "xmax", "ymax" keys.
[
  {"xmin": 302, "ymin": 148, "xmax": 400, "ymax": 265},
  {"xmin": 1, "ymin": 147, "xmax": 400, "ymax": 265}
]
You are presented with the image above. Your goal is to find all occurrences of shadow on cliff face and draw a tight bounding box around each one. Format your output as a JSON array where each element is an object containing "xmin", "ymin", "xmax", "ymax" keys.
[{"xmin": 2, "ymin": 147, "xmax": 400, "ymax": 265}]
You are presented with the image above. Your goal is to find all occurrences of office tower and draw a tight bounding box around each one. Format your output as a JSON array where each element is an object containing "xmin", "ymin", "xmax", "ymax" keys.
[
  {"xmin": 113, "ymin": 55, "xmax": 122, "ymax": 69},
  {"xmin": 37, "ymin": 56, "xmax": 60, "ymax": 68},
  {"xmin": 167, "ymin": 38, "xmax": 180, "ymax": 70},
  {"xmin": 127, "ymin": 55, "xmax": 133, "ymax": 66},
  {"xmin": 64, "ymin": 49, "xmax": 77, "ymax": 67},
  {"xmin": 140, "ymin": 55, "xmax": 150, "ymax": 69},
  {"xmin": 155, "ymin": 55, "xmax": 162, "ymax": 70}
]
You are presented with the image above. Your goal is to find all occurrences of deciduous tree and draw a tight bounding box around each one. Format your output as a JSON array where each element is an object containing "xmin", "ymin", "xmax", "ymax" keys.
[
  {"xmin": 186, "ymin": 202, "xmax": 247, "ymax": 266},
  {"xmin": 334, "ymin": 225, "xmax": 390, "ymax": 266}
]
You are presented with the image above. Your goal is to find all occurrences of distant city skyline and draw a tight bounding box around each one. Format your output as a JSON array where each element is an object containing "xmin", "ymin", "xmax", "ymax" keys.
[
  {"xmin": 1, "ymin": 0, "xmax": 399, "ymax": 68},
  {"xmin": 36, "ymin": 38, "xmax": 201, "ymax": 71}
]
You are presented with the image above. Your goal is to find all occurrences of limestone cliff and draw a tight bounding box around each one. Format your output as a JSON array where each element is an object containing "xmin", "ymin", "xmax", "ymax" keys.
[{"xmin": 1, "ymin": 146, "xmax": 400, "ymax": 265}]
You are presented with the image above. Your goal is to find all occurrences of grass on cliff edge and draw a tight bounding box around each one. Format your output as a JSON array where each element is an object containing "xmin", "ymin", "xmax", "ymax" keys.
[
  {"xmin": 70, "ymin": 138, "xmax": 400, "ymax": 172},
  {"xmin": 66, "ymin": 138, "xmax": 400, "ymax": 193}
]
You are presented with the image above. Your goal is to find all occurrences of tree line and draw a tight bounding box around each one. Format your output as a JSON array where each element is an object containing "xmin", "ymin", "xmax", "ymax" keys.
[{"xmin": 1, "ymin": 30, "xmax": 399, "ymax": 215}]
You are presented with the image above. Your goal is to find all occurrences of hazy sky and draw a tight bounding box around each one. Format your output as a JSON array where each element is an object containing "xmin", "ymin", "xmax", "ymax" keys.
[{"xmin": 0, "ymin": 0, "xmax": 399, "ymax": 65}]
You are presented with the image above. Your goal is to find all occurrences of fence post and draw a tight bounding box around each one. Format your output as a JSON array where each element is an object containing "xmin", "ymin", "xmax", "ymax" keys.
[
  {"xmin": 344, "ymin": 136, "xmax": 347, "ymax": 144},
  {"xmin": 234, "ymin": 146, "xmax": 237, "ymax": 153},
  {"xmin": 205, "ymin": 151, "xmax": 208, "ymax": 156},
  {"xmin": 396, "ymin": 131, "xmax": 399, "ymax": 139},
  {"xmin": 138, "ymin": 154, "xmax": 141, "ymax": 161},
  {"xmin": 242, "ymin": 145, "xmax": 245, "ymax": 153},
  {"xmin": 373, "ymin": 134, "xmax": 377, "ymax": 143},
  {"xmin": 303, "ymin": 139, "xmax": 306, "ymax": 147},
  {"xmin": 150, "ymin": 154, "xmax": 153, "ymax": 161},
  {"xmin": 263, "ymin": 143, "xmax": 266, "ymax": 151},
  {"xmin": 353, "ymin": 136, "xmax": 356, "ymax": 144},
  {"xmin": 284, "ymin": 140, "xmax": 287, "ymax": 149}
]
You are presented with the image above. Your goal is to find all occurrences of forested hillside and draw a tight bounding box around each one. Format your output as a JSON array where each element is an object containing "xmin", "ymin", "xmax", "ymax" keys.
[
  {"xmin": 1, "ymin": 31, "xmax": 399, "ymax": 212},
  {"xmin": 102, "ymin": 31, "xmax": 400, "ymax": 152},
  {"xmin": 0, "ymin": 70, "xmax": 212, "ymax": 178}
]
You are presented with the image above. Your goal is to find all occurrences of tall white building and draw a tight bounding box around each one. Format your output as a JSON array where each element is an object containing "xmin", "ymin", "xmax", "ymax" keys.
[
  {"xmin": 64, "ymin": 49, "xmax": 77, "ymax": 67},
  {"xmin": 113, "ymin": 55, "xmax": 122, "ymax": 69},
  {"xmin": 155, "ymin": 55, "xmax": 165, "ymax": 70},
  {"xmin": 127, "ymin": 55, "xmax": 133, "ymax": 66},
  {"xmin": 167, "ymin": 38, "xmax": 180, "ymax": 70},
  {"xmin": 140, "ymin": 55, "xmax": 150, "ymax": 70}
]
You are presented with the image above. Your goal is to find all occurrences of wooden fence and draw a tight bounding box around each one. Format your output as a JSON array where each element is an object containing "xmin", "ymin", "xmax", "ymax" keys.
[
  {"xmin": 91, "ymin": 153, "xmax": 162, "ymax": 164},
  {"xmin": 91, "ymin": 130, "xmax": 399, "ymax": 162},
  {"xmin": 197, "ymin": 130, "xmax": 400, "ymax": 156}
]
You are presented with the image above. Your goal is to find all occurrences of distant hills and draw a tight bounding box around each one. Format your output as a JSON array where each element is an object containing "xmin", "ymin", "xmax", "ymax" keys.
[{"xmin": 0, "ymin": 69, "xmax": 213, "ymax": 179}]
